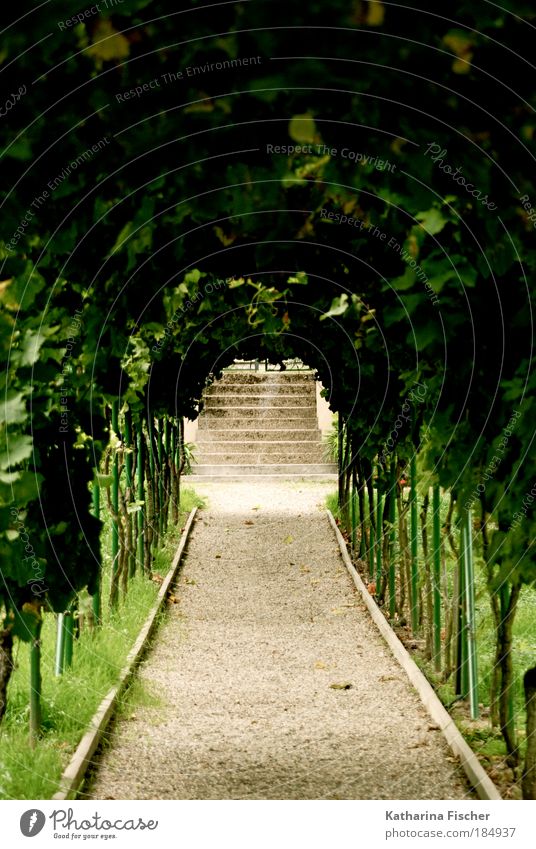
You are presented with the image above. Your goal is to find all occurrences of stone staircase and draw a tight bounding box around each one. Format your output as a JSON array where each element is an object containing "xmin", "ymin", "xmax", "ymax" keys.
[{"xmin": 191, "ymin": 371, "xmax": 336, "ymax": 477}]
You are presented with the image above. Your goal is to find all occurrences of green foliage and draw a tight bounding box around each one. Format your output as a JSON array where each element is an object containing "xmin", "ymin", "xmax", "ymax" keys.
[
  {"xmin": 0, "ymin": 487, "xmax": 199, "ymax": 799},
  {"xmin": 325, "ymin": 491, "xmax": 342, "ymax": 525},
  {"xmin": 0, "ymin": 571, "xmax": 158, "ymax": 799},
  {"xmin": 181, "ymin": 444, "xmax": 197, "ymax": 476},
  {"xmin": 323, "ymin": 420, "xmax": 340, "ymax": 464}
]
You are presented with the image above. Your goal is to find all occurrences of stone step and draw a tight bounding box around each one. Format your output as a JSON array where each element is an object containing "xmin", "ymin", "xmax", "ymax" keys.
[
  {"xmin": 198, "ymin": 422, "xmax": 318, "ymax": 433},
  {"xmin": 197, "ymin": 449, "xmax": 328, "ymax": 464},
  {"xmin": 190, "ymin": 462, "xmax": 337, "ymax": 477},
  {"xmin": 206, "ymin": 383, "xmax": 316, "ymax": 396},
  {"xmin": 195, "ymin": 439, "xmax": 325, "ymax": 451},
  {"xmin": 202, "ymin": 402, "xmax": 317, "ymax": 413},
  {"xmin": 204, "ymin": 393, "xmax": 316, "ymax": 404},
  {"xmin": 217, "ymin": 372, "xmax": 315, "ymax": 384},
  {"xmin": 203, "ymin": 402, "xmax": 315, "ymax": 410},
  {"xmin": 198, "ymin": 409, "xmax": 318, "ymax": 423},
  {"xmin": 195, "ymin": 370, "xmax": 330, "ymax": 476},
  {"xmin": 196, "ymin": 428, "xmax": 322, "ymax": 441}
]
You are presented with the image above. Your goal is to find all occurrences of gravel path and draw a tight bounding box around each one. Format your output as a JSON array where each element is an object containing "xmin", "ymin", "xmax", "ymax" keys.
[{"xmin": 87, "ymin": 480, "xmax": 472, "ymax": 800}]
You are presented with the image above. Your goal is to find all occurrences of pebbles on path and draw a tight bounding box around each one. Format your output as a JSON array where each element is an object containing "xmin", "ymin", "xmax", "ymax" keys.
[{"xmin": 86, "ymin": 480, "xmax": 472, "ymax": 800}]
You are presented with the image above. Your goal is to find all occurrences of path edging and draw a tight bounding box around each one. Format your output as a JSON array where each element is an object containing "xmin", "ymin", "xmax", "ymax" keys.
[
  {"xmin": 326, "ymin": 509, "xmax": 502, "ymax": 801},
  {"xmin": 52, "ymin": 507, "xmax": 198, "ymax": 801}
]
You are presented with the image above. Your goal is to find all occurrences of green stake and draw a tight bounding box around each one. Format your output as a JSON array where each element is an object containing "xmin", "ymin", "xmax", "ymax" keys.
[
  {"xmin": 54, "ymin": 614, "xmax": 65, "ymax": 676},
  {"xmin": 432, "ymin": 485, "xmax": 442, "ymax": 671},
  {"xmin": 458, "ymin": 520, "xmax": 469, "ymax": 699},
  {"xmin": 124, "ymin": 409, "xmax": 135, "ymax": 579},
  {"xmin": 499, "ymin": 583, "xmax": 516, "ymax": 741},
  {"xmin": 376, "ymin": 477, "xmax": 383, "ymax": 594},
  {"xmin": 137, "ymin": 424, "xmax": 145, "ymax": 573},
  {"xmin": 164, "ymin": 418, "xmax": 171, "ymax": 532},
  {"xmin": 63, "ymin": 608, "xmax": 74, "ymax": 669},
  {"xmin": 157, "ymin": 419, "xmax": 164, "ymax": 538},
  {"xmin": 92, "ymin": 477, "xmax": 101, "ymax": 625},
  {"xmin": 30, "ymin": 617, "xmax": 42, "ymax": 745},
  {"xmin": 148, "ymin": 417, "xmax": 156, "ymax": 551},
  {"xmin": 463, "ymin": 509, "xmax": 479, "ymax": 719},
  {"xmin": 388, "ymin": 461, "xmax": 396, "ymax": 619},
  {"xmin": 350, "ymin": 473, "xmax": 357, "ymax": 554},
  {"xmin": 410, "ymin": 454, "xmax": 419, "ymax": 634},
  {"xmin": 368, "ymin": 482, "xmax": 375, "ymax": 582},
  {"xmin": 360, "ymin": 485, "xmax": 367, "ymax": 559},
  {"xmin": 111, "ymin": 400, "xmax": 120, "ymax": 602},
  {"xmin": 170, "ymin": 419, "xmax": 178, "ymax": 522}
]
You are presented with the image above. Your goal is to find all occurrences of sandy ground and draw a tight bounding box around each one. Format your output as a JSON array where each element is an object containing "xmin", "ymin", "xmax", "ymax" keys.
[{"xmin": 86, "ymin": 480, "xmax": 472, "ymax": 800}]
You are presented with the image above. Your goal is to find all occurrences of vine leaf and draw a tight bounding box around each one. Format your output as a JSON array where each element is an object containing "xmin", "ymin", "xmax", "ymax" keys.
[
  {"xmin": 0, "ymin": 434, "xmax": 33, "ymax": 470},
  {"xmin": 366, "ymin": 1, "xmax": 385, "ymax": 26},
  {"xmin": 391, "ymin": 268, "xmax": 416, "ymax": 291},
  {"xmin": 416, "ymin": 208, "xmax": 447, "ymax": 236},
  {"xmin": 443, "ymin": 29, "xmax": 474, "ymax": 75},
  {"xmin": 86, "ymin": 20, "xmax": 130, "ymax": 67},
  {"xmin": 2, "ymin": 392, "xmax": 27, "ymax": 425},
  {"xmin": 289, "ymin": 114, "xmax": 318, "ymax": 144},
  {"xmin": 321, "ymin": 294, "xmax": 349, "ymax": 320}
]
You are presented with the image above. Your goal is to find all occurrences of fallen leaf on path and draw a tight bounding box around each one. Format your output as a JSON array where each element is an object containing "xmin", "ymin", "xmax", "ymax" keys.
[
  {"xmin": 315, "ymin": 660, "xmax": 327, "ymax": 669},
  {"xmin": 330, "ymin": 682, "xmax": 353, "ymax": 690},
  {"xmin": 244, "ymin": 520, "xmax": 254, "ymax": 526},
  {"xmin": 284, "ymin": 535, "xmax": 294, "ymax": 543},
  {"xmin": 185, "ymin": 577, "xmax": 196, "ymax": 585},
  {"xmin": 408, "ymin": 737, "xmax": 429, "ymax": 748}
]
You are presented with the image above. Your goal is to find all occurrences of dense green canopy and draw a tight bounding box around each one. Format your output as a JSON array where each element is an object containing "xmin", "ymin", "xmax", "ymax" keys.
[{"xmin": 1, "ymin": 0, "xmax": 535, "ymax": 624}]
